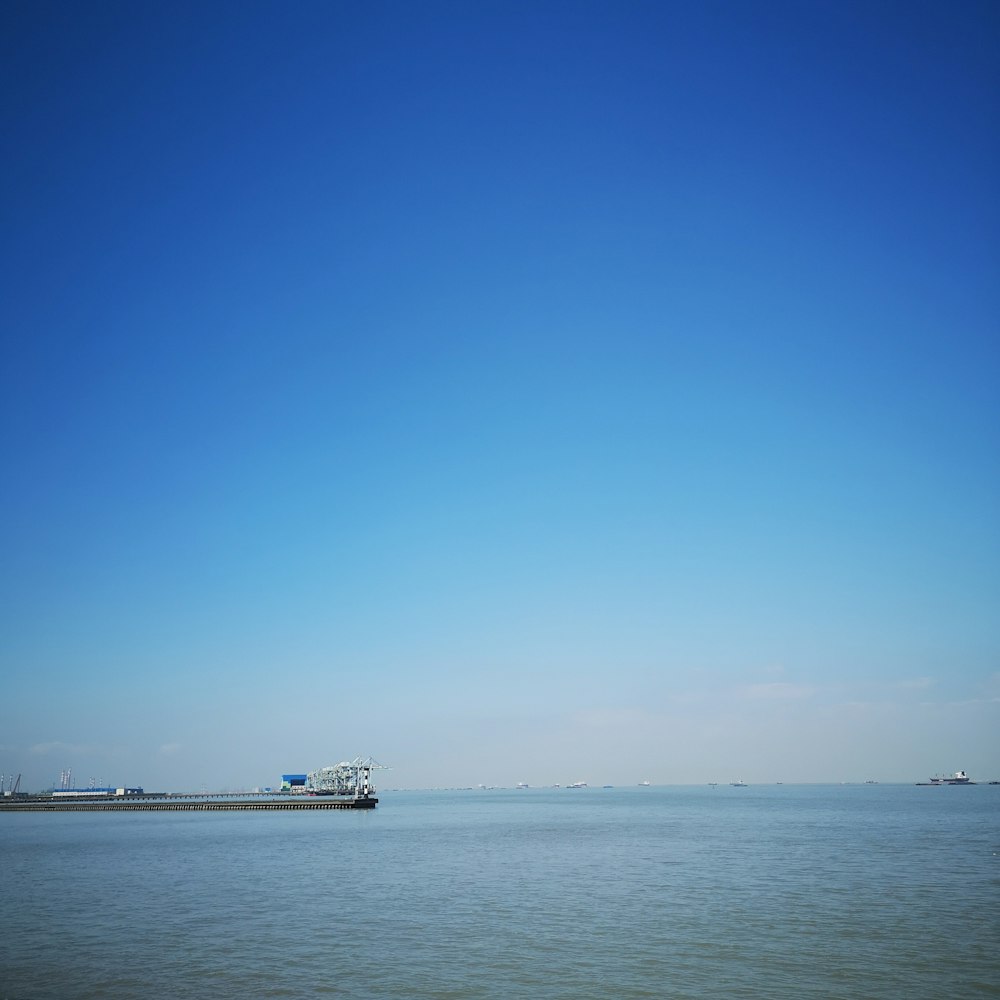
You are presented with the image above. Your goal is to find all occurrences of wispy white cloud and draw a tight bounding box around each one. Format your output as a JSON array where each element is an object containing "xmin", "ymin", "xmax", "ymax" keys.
[
  {"xmin": 737, "ymin": 682, "xmax": 817, "ymax": 700},
  {"xmin": 571, "ymin": 707, "xmax": 654, "ymax": 730},
  {"xmin": 29, "ymin": 741, "xmax": 96, "ymax": 756},
  {"xmin": 980, "ymin": 673, "xmax": 1000, "ymax": 701},
  {"xmin": 28, "ymin": 741, "xmax": 132, "ymax": 759},
  {"xmin": 919, "ymin": 697, "xmax": 1000, "ymax": 711},
  {"xmin": 891, "ymin": 677, "xmax": 934, "ymax": 691}
]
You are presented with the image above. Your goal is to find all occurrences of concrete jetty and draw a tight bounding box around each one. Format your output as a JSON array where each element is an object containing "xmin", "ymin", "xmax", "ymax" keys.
[{"xmin": 0, "ymin": 796, "xmax": 377, "ymax": 812}]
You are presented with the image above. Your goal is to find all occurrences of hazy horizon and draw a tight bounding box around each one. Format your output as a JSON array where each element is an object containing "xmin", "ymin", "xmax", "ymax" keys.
[{"xmin": 2, "ymin": 1, "xmax": 997, "ymax": 795}]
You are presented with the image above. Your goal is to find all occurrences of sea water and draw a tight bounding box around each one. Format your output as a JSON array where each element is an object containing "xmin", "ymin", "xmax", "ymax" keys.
[{"xmin": 1, "ymin": 784, "xmax": 998, "ymax": 999}]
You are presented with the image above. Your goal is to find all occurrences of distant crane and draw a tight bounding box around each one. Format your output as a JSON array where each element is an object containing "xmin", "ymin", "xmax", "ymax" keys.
[{"xmin": 306, "ymin": 757, "xmax": 389, "ymax": 799}]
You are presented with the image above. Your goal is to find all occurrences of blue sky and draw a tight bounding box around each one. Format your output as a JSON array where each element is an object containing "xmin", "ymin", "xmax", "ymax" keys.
[{"xmin": 2, "ymin": 1, "xmax": 997, "ymax": 790}]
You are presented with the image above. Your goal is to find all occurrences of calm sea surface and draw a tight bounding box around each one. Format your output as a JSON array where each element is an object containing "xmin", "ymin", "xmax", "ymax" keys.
[{"xmin": 1, "ymin": 785, "xmax": 998, "ymax": 999}]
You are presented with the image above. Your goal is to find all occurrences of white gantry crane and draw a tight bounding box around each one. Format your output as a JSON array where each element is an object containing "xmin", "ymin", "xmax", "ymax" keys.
[{"xmin": 306, "ymin": 757, "xmax": 388, "ymax": 799}]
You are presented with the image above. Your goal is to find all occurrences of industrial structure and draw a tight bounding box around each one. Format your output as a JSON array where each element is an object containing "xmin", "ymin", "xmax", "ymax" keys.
[
  {"xmin": 304, "ymin": 757, "xmax": 386, "ymax": 798},
  {"xmin": 51, "ymin": 787, "xmax": 144, "ymax": 797},
  {"xmin": 0, "ymin": 756, "xmax": 388, "ymax": 813}
]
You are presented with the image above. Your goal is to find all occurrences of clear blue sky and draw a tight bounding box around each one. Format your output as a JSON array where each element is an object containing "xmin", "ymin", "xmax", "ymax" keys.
[{"xmin": 2, "ymin": 0, "xmax": 997, "ymax": 790}]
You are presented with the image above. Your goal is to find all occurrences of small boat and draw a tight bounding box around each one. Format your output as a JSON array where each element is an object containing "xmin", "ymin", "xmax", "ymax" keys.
[
  {"xmin": 638, "ymin": 780, "xmax": 651, "ymax": 787},
  {"xmin": 731, "ymin": 780, "xmax": 748, "ymax": 787}
]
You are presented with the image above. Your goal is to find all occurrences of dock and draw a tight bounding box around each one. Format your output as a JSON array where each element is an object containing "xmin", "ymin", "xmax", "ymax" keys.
[
  {"xmin": 0, "ymin": 757, "xmax": 388, "ymax": 812},
  {"xmin": 0, "ymin": 795, "xmax": 377, "ymax": 812}
]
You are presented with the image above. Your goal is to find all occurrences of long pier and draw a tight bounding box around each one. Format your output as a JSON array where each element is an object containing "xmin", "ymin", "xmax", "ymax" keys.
[{"xmin": 0, "ymin": 796, "xmax": 377, "ymax": 812}]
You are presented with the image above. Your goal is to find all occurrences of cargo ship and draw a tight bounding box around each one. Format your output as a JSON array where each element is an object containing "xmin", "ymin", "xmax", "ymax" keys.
[{"xmin": 916, "ymin": 770, "xmax": 975, "ymax": 786}]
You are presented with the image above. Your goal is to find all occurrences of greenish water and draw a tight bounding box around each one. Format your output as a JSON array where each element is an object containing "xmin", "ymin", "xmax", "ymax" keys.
[{"xmin": 1, "ymin": 784, "xmax": 998, "ymax": 998}]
